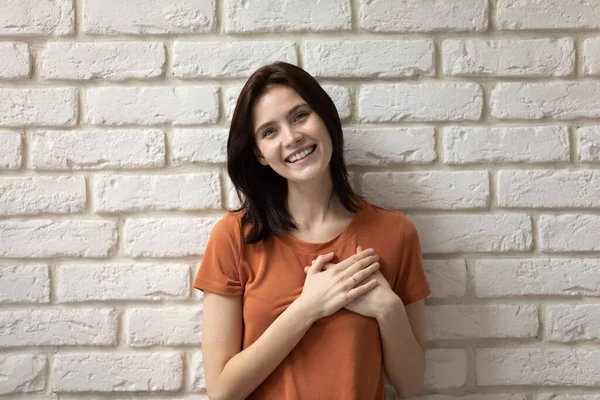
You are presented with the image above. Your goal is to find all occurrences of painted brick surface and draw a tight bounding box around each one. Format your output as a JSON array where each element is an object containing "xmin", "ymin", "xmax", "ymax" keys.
[{"xmin": 2, "ymin": 0, "xmax": 599, "ymax": 398}]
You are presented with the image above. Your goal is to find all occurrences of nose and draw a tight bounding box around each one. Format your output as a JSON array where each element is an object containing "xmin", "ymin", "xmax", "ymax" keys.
[{"xmin": 281, "ymin": 125, "xmax": 302, "ymax": 147}]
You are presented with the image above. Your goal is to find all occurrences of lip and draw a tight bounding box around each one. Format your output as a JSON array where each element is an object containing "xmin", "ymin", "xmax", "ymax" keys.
[{"xmin": 285, "ymin": 145, "xmax": 316, "ymax": 162}]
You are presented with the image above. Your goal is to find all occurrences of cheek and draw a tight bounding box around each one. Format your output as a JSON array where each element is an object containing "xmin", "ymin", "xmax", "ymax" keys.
[{"xmin": 260, "ymin": 143, "xmax": 282, "ymax": 163}]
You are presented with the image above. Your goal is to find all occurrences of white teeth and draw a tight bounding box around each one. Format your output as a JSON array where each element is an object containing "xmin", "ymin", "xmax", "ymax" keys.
[{"xmin": 288, "ymin": 146, "xmax": 315, "ymax": 163}]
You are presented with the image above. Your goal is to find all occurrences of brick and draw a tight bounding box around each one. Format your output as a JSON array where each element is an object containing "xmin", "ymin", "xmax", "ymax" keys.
[
  {"xmin": 0, "ymin": 43, "xmax": 30, "ymax": 78},
  {"xmin": 474, "ymin": 258, "xmax": 600, "ymax": 297},
  {"xmin": 491, "ymin": 82, "xmax": 600, "ymax": 119},
  {"xmin": 477, "ymin": 348, "xmax": 600, "ymax": 386},
  {"xmin": 361, "ymin": 0, "xmax": 487, "ymax": 32},
  {"xmin": 0, "ymin": 220, "xmax": 117, "ymax": 258},
  {"xmin": 476, "ymin": 259, "xmax": 600, "ymax": 297},
  {"xmin": 578, "ymin": 126, "xmax": 600, "ymax": 162},
  {"xmin": 41, "ymin": 42, "xmax": 165, "ymax": 80},
  {"xmin": 363, "ymin": 171, "xmax": 488, "ymax": 210},
  {"xmin": 173, "ymin": 41, "xmax": 297, "ymax": 77},
  {"xmin": 584, "ymin": 38, "xmax": 600, "ymax": 75},
  {"xmin": 545, "ymin": 305, "xmax": 600, "ymax": 342},
  {"xmin": 94, "ymin": 173, "xmax": 221, "ymax": 212},
  {"xmin": 410, "ymin": 214, "xmax": 532, "ymax": 253},
  {"xmin": 359, "ymin": 83, "xmax": 483, "ymax": 122},
  {"xmin": 0, "ymin": 88, "xmax": 77, "ymax": 126},
  {"xmin": 0, "ymin": 309, "xmax": 116, "ymax": 346},
  {"xmin": 443, "ymin": 126, "xmax": 569, "ymax": 164},
  {"xmin": 171, "ymin": 129, "xmax": 227, "ymax": 164},
  {"xmin": 305, "ymin": 40, "xmax": 434, "ymax": 77},
  {"xmin": 496, "ymin": 0, "xmax": 600, "ymax": 30},
  {"xmin": 499, "ymin": 170, "xmax": 600, "ymax": 208},
  {"xmin": 224, "ymin": 0, "xmax": 350, "ymax": 32},
  {"xmin": 321, "ymin": 85, "xmax": 351, "ymax": 120},
  {"xmin": 345, "ymin": 127, "xmax": 436, "ymax": 166},
  {"xmin": 226, "ymin": 174, "xmax": 243, "ymax": 210},
  {"xmin": 53, "ymin": 353, "xmax": 182, "ymax": 392},
  {"xmin": 0, "ymin": 0, "xmax": 73, "ymax": 35},
  {"xmin": 190, "ymin": 352, "xmax": 206, "ymax": 391},
  {"xmin": 538, "ymin": 395, "xmax": 600, "ymax": 400},
  {"xmin": 443, "ymin": 39, "xmax": 574, "ymax": 77},
  {"xmin": 426, "ymin": 305, "xmax": 538, "ymax": 340},
  {"xmin": 224, "ymin": 86, "xmax": 242, "ymax": 121},
  {"xmin": 84, "ymin": 0, "xmax": 214, "ymax": 34},
  {"xmin": 86, "ymin": 87, "xmax": 218, "ymax": 125},
  {"xmin": 124, "ymin": 217, "xmax": 218, "ymax": 257},
  {"xmin": 226, "ymin": 84, "xmax": 352, "ymax": 122},
  {"xmin": 0, "ymin": 131, "xmax": 22, "ymax": 169},
  {"xmin": 424, "ymin": 349, "xmax": 467, "ymax": 389},
  {"xmin": 0, "ymin": 176, "xmax": 86, "ymax": 215},
  {"xmin": 127, "ymin": 308, "xmax": 202, "ymax": 346},
  {"xmin": 411, "ymin": 396, "xmax": 526, "ymax": 400},
  {"xmin": 424, "ymin": 260, "xmax": 467, "ymax": 299},
  {"xmin": 0, "ymin": 264, "xmax": 49, "ymax": 303},
  {"xmin": 30, "ymin": 129, "xmax": 165, "ymax": 170},
  {"xmin": 56, "ymin": 263, "xmax": 190, "ymax": 302},
  {"xmin": 0, "ymin": 354, "xmax": 45, "ymax": 394},
  {"xmin": 540, "ymin": 214, "xmax": 600, "ymax": 252}
]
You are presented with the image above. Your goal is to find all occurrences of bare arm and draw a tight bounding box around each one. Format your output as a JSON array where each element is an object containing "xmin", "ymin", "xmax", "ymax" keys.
[
  {"xmin": 377, "ymin": 297, "xmax": 426, "ymax": 398},
  {"xmin": 202, "ymin": 250, "xmax": 381, "ymax": 400},
  {"xmin": 203, "ymin": 292, "xmax": 317, "ymax": 400}
]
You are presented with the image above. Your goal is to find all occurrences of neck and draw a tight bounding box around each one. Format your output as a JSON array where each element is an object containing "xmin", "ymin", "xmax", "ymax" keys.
[{"xmin": 286, "ymin": 171, "xmax": 341, "ymax": 230}]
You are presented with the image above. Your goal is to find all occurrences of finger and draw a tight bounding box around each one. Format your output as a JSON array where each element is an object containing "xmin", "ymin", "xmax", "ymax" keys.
[
  {"xmin": 347, "ymin": 278, "xmax": 378, "ymax": 300},
  {"xmin": 350, "ymin": 262, "xmax": 380, "ymax": 286},
  {"xmin": 357, "ymin": 245, "xmax": 363, "ymax": 253},
  {"xmin": 322, "ymin": 262, "xmax": 335, "ymax": 271},
  {"xmin": 304, "ymin": 266, "xmax": 309, "ymax": 274},
  {"xmin": 341, "ymin": 254, "xmax": 380, "ymax": 279},
  {"xmin": 334, "ymin": 248, "xmax": 375, "ymax": 271},
  {"xmin": 308, "ymin": 252, "xmax": 334, "ymax": 274}
]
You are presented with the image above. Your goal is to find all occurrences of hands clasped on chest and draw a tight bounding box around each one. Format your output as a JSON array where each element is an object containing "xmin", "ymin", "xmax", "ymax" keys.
[{"xmin": 297, "ymin": 246, "xmax": 394, "ymax": 322}]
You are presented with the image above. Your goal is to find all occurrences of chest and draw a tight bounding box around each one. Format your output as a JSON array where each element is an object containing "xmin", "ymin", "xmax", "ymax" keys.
[
  {"xmin": 238, "ymin": 237, "xmax": 398, "ymax": 347},
  {"xmin": 289, "ymin": 218, "xmax": 353, "ymax": 243}
]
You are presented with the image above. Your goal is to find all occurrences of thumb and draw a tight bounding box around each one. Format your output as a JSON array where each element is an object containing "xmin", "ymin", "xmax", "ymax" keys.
[
  {"xmin": 357, "ymin": 245, "xmax": 363, "ymax": 253},
  {"xmin": 307, "ymin": 252, "xmax": 334, "ymax": 275}
]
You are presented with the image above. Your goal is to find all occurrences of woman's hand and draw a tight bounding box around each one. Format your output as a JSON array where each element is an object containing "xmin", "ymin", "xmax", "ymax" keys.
[
  {"xmin": 297, "ymin": 248, "xmax": 381, "ymax": 321},
  {"xmin": 304, "ymin": 246, "xmax": 393, "ymax": 319}
]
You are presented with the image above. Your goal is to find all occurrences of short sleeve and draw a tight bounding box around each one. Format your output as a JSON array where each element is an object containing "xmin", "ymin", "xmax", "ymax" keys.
[
  {"xmin": 193, "ymin": 214, "xmax": 244, "ymax": 296},
  {"xmin": 393, "ymin": 216, "xmax": 431, "ymax": 305}
]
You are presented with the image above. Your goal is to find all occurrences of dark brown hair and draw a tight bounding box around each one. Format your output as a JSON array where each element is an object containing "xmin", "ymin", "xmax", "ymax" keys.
[{"xmin": 227, "ymin": 62, "xmax": 361, "ymax": 244}]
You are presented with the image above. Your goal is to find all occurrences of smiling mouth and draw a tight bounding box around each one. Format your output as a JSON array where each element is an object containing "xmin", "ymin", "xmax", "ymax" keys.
[{"xmin": 285, "ymin": 145, "xmax": 317, "ymax": 163}]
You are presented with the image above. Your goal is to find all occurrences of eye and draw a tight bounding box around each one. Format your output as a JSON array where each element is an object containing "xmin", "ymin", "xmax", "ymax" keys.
[
  {"xmin": 262, "ymin": 128, "xmax": 275, "ymax": 138},
  {"xmin": 294, "ymin": 112, "xmax": 308, "ymax": 121}
]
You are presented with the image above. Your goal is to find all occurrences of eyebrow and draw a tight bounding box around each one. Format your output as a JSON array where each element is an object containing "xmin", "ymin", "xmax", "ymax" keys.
[{"xmin": 254, "ymin": 103, "xmax": 309, "ymax": 135}]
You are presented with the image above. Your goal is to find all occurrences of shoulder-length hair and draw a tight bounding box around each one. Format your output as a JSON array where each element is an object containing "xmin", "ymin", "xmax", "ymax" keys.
[{"xmin": 227, "ymin": 61, "xmax": 361, "ymax": 244}]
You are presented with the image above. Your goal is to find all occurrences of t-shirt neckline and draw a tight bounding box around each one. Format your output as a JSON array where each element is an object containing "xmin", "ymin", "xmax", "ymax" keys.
[{"xmin": 276, "ymin": 199, "xmax": 369, "ymax": 254}]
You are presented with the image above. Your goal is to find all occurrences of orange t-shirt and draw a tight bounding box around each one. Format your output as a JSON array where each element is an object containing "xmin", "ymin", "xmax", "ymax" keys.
[{"xmin": 193, "ymin": 199, "xmax": 431, "ymax": 399}]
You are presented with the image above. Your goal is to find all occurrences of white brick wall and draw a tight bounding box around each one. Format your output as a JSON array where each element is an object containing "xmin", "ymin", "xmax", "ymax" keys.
[
  {"xmin": 40, "ymin": 42, "xmax": 166, "ymax": 80},
  {"xmin": 1, "ymin": 0, "xmax": 598, "ymax": 398},
  {"xmin": 0, "ymin": 42, "xmax": 30, "ymax": 78},
  {"xmin": 0, "ymin": 131, "xmax": 23, "ymax": 169},
  {"xmin": 173, "ymin": 41, "xmax": 297, "ymax": 77}
]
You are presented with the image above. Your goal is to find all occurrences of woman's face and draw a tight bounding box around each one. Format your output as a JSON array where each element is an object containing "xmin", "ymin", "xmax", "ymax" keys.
[{"xmin": 252, "ymin": 85, "xmax": 333, "ymax": 184}]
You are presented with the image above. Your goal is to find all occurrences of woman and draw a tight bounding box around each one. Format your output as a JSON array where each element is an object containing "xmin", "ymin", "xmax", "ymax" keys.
[{"xmin": 194, "ymin": 62, "xmax": 431, "ymax": 399}]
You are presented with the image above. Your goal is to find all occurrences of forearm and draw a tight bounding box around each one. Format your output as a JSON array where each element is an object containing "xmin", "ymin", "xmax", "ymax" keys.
[
  {"xmin": 216, "ymin": 299, "xmax": 316, "ymax": 400},
  {"xmin": 377, "ymin": 296, "xmax": 426, "ymax": 398}
]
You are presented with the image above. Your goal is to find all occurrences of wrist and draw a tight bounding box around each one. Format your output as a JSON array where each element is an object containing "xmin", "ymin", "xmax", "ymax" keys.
[
  {"xmin": 290, "ymin": 296, "xmax": 319, "ymax": 327},
  {"xmin": 376, "ymin": 292, "xmax": 403, "ymax": 323}
]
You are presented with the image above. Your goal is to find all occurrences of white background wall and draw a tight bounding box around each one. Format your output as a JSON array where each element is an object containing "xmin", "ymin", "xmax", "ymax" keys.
[{"xmin": 1, "ymin": 0, "xmax": 600, "ymax": 399}]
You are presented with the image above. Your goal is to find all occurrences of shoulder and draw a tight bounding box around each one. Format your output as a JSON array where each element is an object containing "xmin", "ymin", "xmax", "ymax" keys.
[
  {"xmin": 362, "ymin": 200, "xmax": 418, "ymax": 237},
  {"xmin": 210, "ymin": 209, "xmax": 247, "ymax": 242}
]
